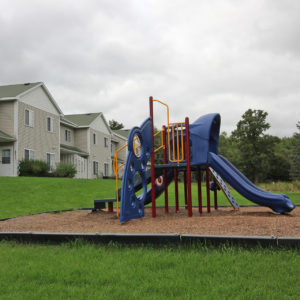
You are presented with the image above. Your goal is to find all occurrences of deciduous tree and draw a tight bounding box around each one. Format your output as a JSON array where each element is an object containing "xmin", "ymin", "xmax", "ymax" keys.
[
  {"xmin": 290, "ymin": 122, "xmax": 300, "ymax": 180},
  {"xmin": 109, "ymin": 119, "xmax": 124, "ymax": 130},
  {"xmin": 231, "ymin": 109, "xmax": 270, "ymax": 183}
]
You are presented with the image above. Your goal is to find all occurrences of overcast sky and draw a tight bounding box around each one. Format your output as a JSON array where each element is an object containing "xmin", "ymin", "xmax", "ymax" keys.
[{"xmin": 1, "ymin": 0, "xmax": 300, "ymax": 137}]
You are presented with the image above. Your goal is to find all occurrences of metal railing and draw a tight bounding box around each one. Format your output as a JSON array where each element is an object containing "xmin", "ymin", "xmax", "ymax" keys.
[{"xmin": 153, "ymin": 99, "xmax": 185, "ymax": 164}]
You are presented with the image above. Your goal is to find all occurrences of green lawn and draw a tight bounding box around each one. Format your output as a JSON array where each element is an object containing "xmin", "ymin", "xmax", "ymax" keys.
[
  {"xmin": 0, "ymin": 177, "xmax": 299, "ymax": 219},
  {"xmin": 1, "ymin": 177, "xmax": 300, "ymax": 299},
  {"xmin": 0, "ymin": 177, "xmax": 115, "ymax": 219},
  {"xmin": 0, "ymin": 241, "xmax": 300, "ymax": 300}
]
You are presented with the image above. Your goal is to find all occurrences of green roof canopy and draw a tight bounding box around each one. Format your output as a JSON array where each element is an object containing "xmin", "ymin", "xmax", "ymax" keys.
[
  {"xmin": 0, "ymin": 130, "xmax": 16, "ymax": 143},
  {"xmin": 113, "ymin": 129, "xmax": 130, "ymax": 138},
  {"xmin": 63, "ymin": 113, "xmax": 101, "ymax": 127},
  {"xmin": 60, "ymin": 144, "xmax": 88, "ymax": 157},
  {"xmin": 0, "ymin": 82, "xmax": 41, "ymax": 98}
]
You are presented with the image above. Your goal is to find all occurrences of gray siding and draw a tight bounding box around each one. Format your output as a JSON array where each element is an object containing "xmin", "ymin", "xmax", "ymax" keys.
[
  {"xmin": 0, "ymin": 101, "xmax": 15, "ymax": 137},
  {"xmin": 90, "ymin": 129, "xmax": 111, "ymax": 178},
  {"xmin": 18, "ymin": 102, "xmax": 60, "ymax": 164},
  {"xmin": 60, "ymin": 124, "xmax": 75, "ymax": 146},
  {"xmin": 74, "ymin": 128, "xmax": 88, "ymax": 153}
]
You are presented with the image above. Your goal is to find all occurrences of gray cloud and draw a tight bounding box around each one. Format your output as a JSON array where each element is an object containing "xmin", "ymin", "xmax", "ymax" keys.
[{"xmin": 0, "ymin": 0, "xmax": 299, "ymax": 136}]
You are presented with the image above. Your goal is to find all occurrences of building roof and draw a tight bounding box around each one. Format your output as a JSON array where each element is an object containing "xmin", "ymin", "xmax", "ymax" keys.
[
  {"xmin": 63, "ymin": 113, "xmax": 102, "ymax": 127},
  {"xmin": 0, "ymin": 82, "xmax": 41, "ymax": 98},
  {"xmin": 0, "ymin": 130, "xmax": 16, "ymax": 143},
  {"xmin": 60, "ymin": 144, "xmax": 89, "ymax": 157},
  {"xmin": 60, "ymin": 116, "xmax": 79, "ymax": 128},
  {"xmin": 0, "ymin": 82, "xmax": 63, "ymax": 115},
  {"xmin": 113, "ymin": 129, "xmax": 130, "ymax": 139}
]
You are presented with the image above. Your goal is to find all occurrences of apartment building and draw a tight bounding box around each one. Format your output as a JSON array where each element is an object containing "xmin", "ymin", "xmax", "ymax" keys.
[{"xmin": 0, "ymin": 82, "xmax": 128, "ymax": 178}]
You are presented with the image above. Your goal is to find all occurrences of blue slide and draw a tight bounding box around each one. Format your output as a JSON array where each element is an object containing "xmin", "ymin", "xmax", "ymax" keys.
[{"xmin": 208, "ymin": 152, "xmax": 295, "ymax": 213}]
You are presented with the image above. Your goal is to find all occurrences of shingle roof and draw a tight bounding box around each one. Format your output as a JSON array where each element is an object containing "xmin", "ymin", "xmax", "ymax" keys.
[
  {"xmin": 0, "ymin": 82, "xmax": 63, "ymax": 115},
  {"xmin": 60, "ymin": 144, "xmax": 89, "ymax": 157},
  {"xmin": 60, "ymin": 116, "xmax": 78, "ymax": 128},
  {"xmin": 0, "ymin": 130, "xmax": 16, "ymax": 142},
  {"xmin": 0, "ymin": 82, "xmax": 41, "ymax": 98},
  {"xmin": 113, "ymin": 129, "xmax": 130, "ymax": 138},
  {"xmin": 63, "ymin": 113, "xmax": 102, "ymax": 127}
]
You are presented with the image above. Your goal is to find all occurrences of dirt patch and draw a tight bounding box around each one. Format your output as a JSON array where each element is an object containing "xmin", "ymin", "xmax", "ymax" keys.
[{"xmin": 1, "ymin": 206, "xmax": 300, "ymax": 237}]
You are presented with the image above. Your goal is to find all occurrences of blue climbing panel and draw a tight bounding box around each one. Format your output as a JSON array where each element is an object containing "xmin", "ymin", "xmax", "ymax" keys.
[{"xmin": 120, "ymin": 118, "xmax": 153, "ymax": 222}]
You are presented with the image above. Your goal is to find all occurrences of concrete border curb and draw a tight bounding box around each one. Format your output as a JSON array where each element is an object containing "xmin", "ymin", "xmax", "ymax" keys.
[{"xmin": 1, "ymin": 232, "xmax": 300, "ymax": 248}]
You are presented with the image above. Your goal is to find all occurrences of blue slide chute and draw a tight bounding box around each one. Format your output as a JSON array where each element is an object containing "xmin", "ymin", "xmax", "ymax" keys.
[{"xmin": 208, "ymin": 152, "xmax": 295, "ymax": 213}]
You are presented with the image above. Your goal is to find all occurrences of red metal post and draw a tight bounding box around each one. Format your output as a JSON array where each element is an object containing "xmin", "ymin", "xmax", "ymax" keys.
[
  {"xmin": 206, "ymin": 167, "xmax": 211, "ymax": 213},
  {"xmin": 174, "ymin": 168, "xmax": 179, "ymax": 212},
  {"xmin": 213, "ymin": 178, "xmax": 218, "ymax": 210},
  {"xmin": 184, "ymin": 171, "xmax": 187, "ymax": 209},
  {"xmin": 163, "ymin": 125, "xmax": 169, "ymax": 213},
  {"xmin": 185, "ymin": 117, "xmax": 192, "ymax": 217},
  {"xmin": 149, "ymin": 96, "xmax": 156, "ymax": 218},
  {"xmin": 197, "ymin": 167, "xmax": 202, "ymax": 214},
  {"xmin": 108, "ymin": 202, "xmax": 113, "ymax": 212}
]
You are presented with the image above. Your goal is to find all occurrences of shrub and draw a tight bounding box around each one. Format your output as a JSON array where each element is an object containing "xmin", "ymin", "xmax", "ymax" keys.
[
  {"xmin": 53, "ymin": 162, "xmax": 77, "ymax": 178},
  {"xmin": 19, "ymin": 159, "xmax": 49, "ymax": 176}
]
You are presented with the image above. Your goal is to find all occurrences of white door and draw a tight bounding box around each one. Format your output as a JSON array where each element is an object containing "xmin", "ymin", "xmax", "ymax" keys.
[{"xmin": 0, "ymin": 146, "xmax": 14, "ymax": 176}]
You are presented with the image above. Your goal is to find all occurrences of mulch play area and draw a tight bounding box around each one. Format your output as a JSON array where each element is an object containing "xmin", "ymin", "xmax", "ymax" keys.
[{"xmin": 1, "ymin": 206, "xmax": 300, "ymax": 237}]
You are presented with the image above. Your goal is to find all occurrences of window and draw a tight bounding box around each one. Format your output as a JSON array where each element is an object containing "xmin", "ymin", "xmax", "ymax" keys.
[
  {"xmin": 65, "ymin": 130, "xmax": 71, "ymax": 142},
  {"xmin": 104, "ymin": 163, "xmax": 109, "ymax": 177},
  {"xmin": 93, "ymin": 161, "xmax": 98, "ymax": 175},
  {"xmin": 104, "ymin": 137, "xmax": 108, "ymax": 148},
  {"xmin": 93, "ymin": 133, "xmax": 97, "ymax": 145},
  {"xmin": 25, "ymin": 109, "xmax": 34, "ymax": 127},
  {"xmin": 2, "ymin": 149, "xmax": 11, "ymax": 164},
  {"xmin": 46, "ymin": 153, "xmax": 55, "ymax": 171},
  {"xmin": 47, "ymin": 117, "xmax": 54, "ymax": 132},
  {"xmin": 24, "ymin": 149, "xmax": 34, "ymax": 160}
]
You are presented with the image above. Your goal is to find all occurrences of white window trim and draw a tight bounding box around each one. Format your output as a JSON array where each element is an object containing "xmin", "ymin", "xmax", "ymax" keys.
[
  {"xmin": 24, "ymin": 148, "xmax": 35, "ymax": 160},
  {"xmin": 46, "ymin": 117, "xmax": 54, "ymax": 133},
  {"xmin": 104, "ymin": 137, "xmax": 108, "ymax": 148},
  {"xmin": 46, "ymin": 152, "xmax": 55, "ymax": 171},
  {"xmin": 25, "ymin": 109, "xmax": 34, "ymax": 127},
  {"xmin": 93, "ymin": 161, "xmax": 98, "ymax": 175},
  {"xmin": 93, "ymin": 133, "xmax": 97, "ymax": 145},
  {"xmin": 104, "ymin": 162, "xmax": 109, "ymax": 177},
  {"xmin": 2, "ymin": 149, "xmax": 11, "ymax": 164},
  {"xmin": 65, "ymin": 129, "xmax": 71, "ymax": 142}
]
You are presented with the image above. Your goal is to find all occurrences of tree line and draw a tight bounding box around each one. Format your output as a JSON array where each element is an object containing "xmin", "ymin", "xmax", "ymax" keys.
[{"xmin": 219, "ymin": 109, "xmax": 300, "ymax": 183}]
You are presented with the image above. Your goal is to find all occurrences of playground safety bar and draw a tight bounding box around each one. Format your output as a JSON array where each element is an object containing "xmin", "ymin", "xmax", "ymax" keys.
[
  {"xmin": 168, "ymin": 122, "xmax": 185, "ymax": 164},
  {"xmin": 154, "ymin": 129, "xmax": 165, "ymax": 153},
  {"xmin": 113, "ymin": 143, "xmax": 127, "ymax": 217},
  {"xmin": 152, "ymin": 99, "xmax": 185, "ymax": 164}
]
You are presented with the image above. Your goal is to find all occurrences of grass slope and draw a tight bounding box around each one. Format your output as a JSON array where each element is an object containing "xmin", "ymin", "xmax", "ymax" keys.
[
  {"xmin": 0, "ymin": 177, "xmax": 115, "ymax": 219},
  {"xmin": 1, "ymin": 177, "xmax": 300, "ymax": 219}
]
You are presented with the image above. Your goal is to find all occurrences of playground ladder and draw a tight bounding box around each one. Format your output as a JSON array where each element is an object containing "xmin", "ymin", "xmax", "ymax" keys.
[{"xmin": 209, "ymin": 167, "xmax": 240, "ymax": 210}]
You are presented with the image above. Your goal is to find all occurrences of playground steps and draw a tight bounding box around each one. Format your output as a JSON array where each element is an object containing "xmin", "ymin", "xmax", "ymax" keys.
[{"xmin": 93, "ymin": 199, "xmax": 116, "ymax": 212}]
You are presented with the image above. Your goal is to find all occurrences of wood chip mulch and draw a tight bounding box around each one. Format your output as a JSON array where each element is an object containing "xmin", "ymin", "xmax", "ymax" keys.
[{"xmin": 1, "ymin": 206, "xmax": 300, "ymax": 237}]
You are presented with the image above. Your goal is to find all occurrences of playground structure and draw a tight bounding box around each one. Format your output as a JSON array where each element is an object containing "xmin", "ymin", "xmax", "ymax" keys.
[{"xmin": 112, "ymin": 97, "xmax": 295, "ymax": 223}]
